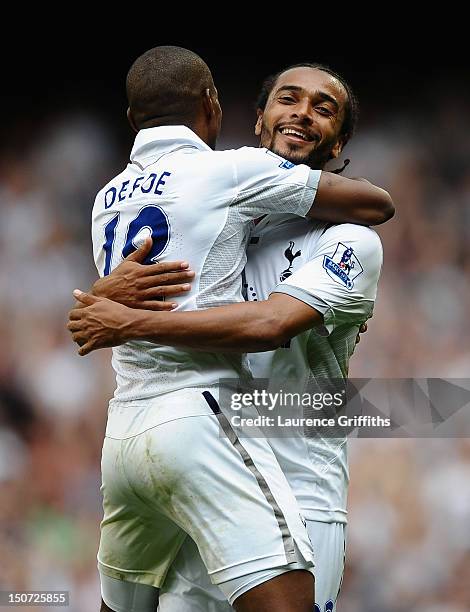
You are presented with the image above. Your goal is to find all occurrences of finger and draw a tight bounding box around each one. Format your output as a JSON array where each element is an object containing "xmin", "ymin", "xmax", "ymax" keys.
[
  {"xmin": 72, "ymin": 331, "xmax": 87, "ymax": 346},
  {"xmin": 143, "ymin": 284, "xmax": 191, "ymax": 299},
  {"xmin": 73, "ymin": 299, "xmax": 87, "ymax": 309},
  {"xmin": 125, "ymin": 237, "xmax": 153, "ymax": 263},
  {"xmin": 139, "ymin": 300, "xmax": 179, "ymax": 311},
  {"xmin": 67, "ymin": 320, "xmax": 82, "ymax": 331},
  {"xmin": 68, "ymin": 309, "xmax": 84, "ymax": 321},
  {"xmin": 72, "ymin": 289, "xmax": 100, "ymax": 306},
  {"xmin": 359, "ymin": 322, "xmax": 368, "ymax": 333},
  {"xmin": 355, "ymin": 334, "xmax": 361, "ymax": 345},
  {"xmin": 78, "ymin": 341, "xmax": 94, "ymax": 356},
  {"xmin": 146, "ymin": 261, "xmax": 191, "ymax": 275},
  {"xmin": 139, "ymin": 270, "xmax": 195, "ymax": 288}
]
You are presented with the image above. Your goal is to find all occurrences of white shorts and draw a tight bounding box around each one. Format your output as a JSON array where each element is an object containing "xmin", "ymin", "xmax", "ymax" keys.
[
  {"xmin": 98, "ymin": 387, "xmax": 314, "ymax": 610},
  {"xmin": 157, "ymin": 520, "xmax": 346, "ymax": 611}
]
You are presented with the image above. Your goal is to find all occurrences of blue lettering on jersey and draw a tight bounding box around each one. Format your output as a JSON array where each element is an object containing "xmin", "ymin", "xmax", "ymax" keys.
[
  {"xmin": 129, "ymin": 176, "xmax": 144, "ymax": 197},
  {"xmin": 280, "ymin": 160, "xmax": 295, "ymax": 169},
  {"xmin": 265, "ymin": 149, "xmax": 297, "ymax": 169},
  {"xmin": 141, "ymin": 174, "xmax": 157, "ymax": 193},
  {"xmin": 104, "ymin": 187, "xmax": 117, "ymax": 209},
  {"xmin": 103, "ymin": 171, "xmax": 172, "ymax": 209},
  {"xmin": 118, "ymin": 180, "xmax": 130, "ymax": 201},
  {"xmin": 323, "ymin": 242, "xmax": 363, "ymax": 290},
  {"xmin": 102, "ymin": 204, "xmax": 170, "ymax": 275},
  {"xmin": 155, "ymin": 171, "xmax": 171, "ymax": 195},
  {"xmin": 103, "ymin": 213, "xmax": 119, "ymax": 275},
  {"xmin": 122, "ymin": 205, "xmax": 170, "ymax": 262}
]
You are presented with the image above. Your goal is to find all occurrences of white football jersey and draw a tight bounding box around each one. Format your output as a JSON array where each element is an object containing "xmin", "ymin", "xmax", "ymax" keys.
[
  {"xmin": 245, "ymin": 214, "xmax": 383, "ymax": 523},
  {"xmin": 91, "ymin": 127, "xmax": 321, "ymax": 401}
]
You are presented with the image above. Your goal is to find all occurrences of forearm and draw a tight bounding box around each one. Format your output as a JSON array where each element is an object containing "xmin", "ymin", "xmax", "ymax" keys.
[
  {"xmin": 69, "ymin": 292, "xmax": 322, "ymax": 356},
  {"xmin": 128, "ymin": 302, "xmax": 288, "ymax": 353},
  {"xmin": 309, "ymin": 172, "xmax": 395, "ymax": 225}
]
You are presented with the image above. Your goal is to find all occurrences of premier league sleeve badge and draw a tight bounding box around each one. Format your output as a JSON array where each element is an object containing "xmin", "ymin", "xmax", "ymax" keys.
[{"xmin": 322, "ymin": 242, "xmax": 364, "ymax": 290}]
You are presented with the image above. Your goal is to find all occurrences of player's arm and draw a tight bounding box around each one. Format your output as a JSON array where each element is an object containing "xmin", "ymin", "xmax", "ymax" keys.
[
  {"xmin": 307, "ymin": 172, "xmax": 394, "ymax": 225},
  {"xmin": 68, "ymin": 292, "xmax": 322, "ymax": 356},
  {"xmin": 232, "ymin": 149, "xmax": 394, "ymax": 226}
]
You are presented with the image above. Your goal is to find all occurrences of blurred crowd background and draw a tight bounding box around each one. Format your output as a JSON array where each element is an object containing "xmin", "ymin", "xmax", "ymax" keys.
[{"xmin": 1, "ymin": 42, "xmax": 470, "ymax": 611}]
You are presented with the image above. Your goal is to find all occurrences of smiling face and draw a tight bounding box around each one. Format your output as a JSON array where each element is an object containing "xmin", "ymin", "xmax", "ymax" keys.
[{"xmin": 255, "ymin": 67, "xmax": 348, "ymax": 169}]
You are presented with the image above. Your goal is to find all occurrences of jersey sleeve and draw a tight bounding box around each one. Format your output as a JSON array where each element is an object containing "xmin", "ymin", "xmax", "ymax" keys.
[
  {"xmin": 230, "ymin": 147, "xmax": 321, "ymax": 219},
  {"xmin": 272, "ymin": 224, "xmax": 383, "ymax": 334}
]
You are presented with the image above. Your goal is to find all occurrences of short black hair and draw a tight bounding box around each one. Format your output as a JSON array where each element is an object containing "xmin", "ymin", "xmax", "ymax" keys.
[
  {"xmin": 256, "ymin": 63, "xmax": 359, "ymax": 145},
  {"xmin": 126, "ymin": 46, "xmax": 215, "ymax": 129}
]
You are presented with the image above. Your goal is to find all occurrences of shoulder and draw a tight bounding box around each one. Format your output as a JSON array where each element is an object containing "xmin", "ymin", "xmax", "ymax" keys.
[
  {"xmin": 321, "ymin": 223, "xmax": 382, "ymax": 242},
  {"xmin": 316, "ymin": 224, "xmax": 383, "ymax": 256},
  {"xmin": 227, "ymin": 146, "xmax": 309, "ymax": 172},
  {"xmin": 307, "ymin": 223, "xmax": 383, "ymax": 285}
]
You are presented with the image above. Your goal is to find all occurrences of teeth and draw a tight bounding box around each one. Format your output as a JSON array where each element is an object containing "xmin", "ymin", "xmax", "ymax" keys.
[{"xmin": 280, "ymin": 128, "xmax": 308, "ymax": 141}]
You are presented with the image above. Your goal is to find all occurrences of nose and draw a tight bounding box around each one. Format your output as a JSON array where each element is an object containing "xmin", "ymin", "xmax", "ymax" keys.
[{"xmin": 290, "ymin": 99, "xmax": 313, "ymax": 124}]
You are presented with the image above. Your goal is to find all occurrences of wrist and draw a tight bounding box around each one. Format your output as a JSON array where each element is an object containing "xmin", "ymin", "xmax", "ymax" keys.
[
  {"xmin": 91, "ymin": 277, "xmax": 107, "ymax": 298},
  {"xmin": 127, "ymin": 309, "xmax": 162, "ymax": 342}
]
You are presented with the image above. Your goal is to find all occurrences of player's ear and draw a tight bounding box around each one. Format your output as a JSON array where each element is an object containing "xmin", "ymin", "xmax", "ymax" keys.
[
  {"xmin": 127, "ymin": 108, "xmax": 138, "ymax": 133},
  {"xmin": 329, "ymin": 137, "xmax": 345, "ymax": 160},
  {"xmin": 203, "ymin": 88, "xmax": 221, "ymax": 120},
  {"xmin": 255, "ymin": 109, "xmax": 263, "ymax": 137}
]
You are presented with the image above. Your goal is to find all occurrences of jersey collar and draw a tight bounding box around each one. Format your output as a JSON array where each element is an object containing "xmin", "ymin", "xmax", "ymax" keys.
[{"xmin": 130, "ymin": 126, "xmax": 212, "ymax": 166}]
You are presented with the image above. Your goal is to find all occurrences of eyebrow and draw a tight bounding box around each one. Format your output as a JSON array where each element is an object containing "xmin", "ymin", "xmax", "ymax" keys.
[{"xmin": 275, "ymin": 85, "xmax": 339, "ymax": 111}]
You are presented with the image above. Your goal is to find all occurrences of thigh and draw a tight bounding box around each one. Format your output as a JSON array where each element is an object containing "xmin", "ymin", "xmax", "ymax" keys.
[{"xmin": 99, "ymin": 435, "xmax": 187, "ymax": 589}]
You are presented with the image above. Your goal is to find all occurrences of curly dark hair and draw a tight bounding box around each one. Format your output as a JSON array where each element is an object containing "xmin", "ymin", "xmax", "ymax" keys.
[{"xmin": 256, "ymin": 63, "xmax": 359, "ymax": 146}]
